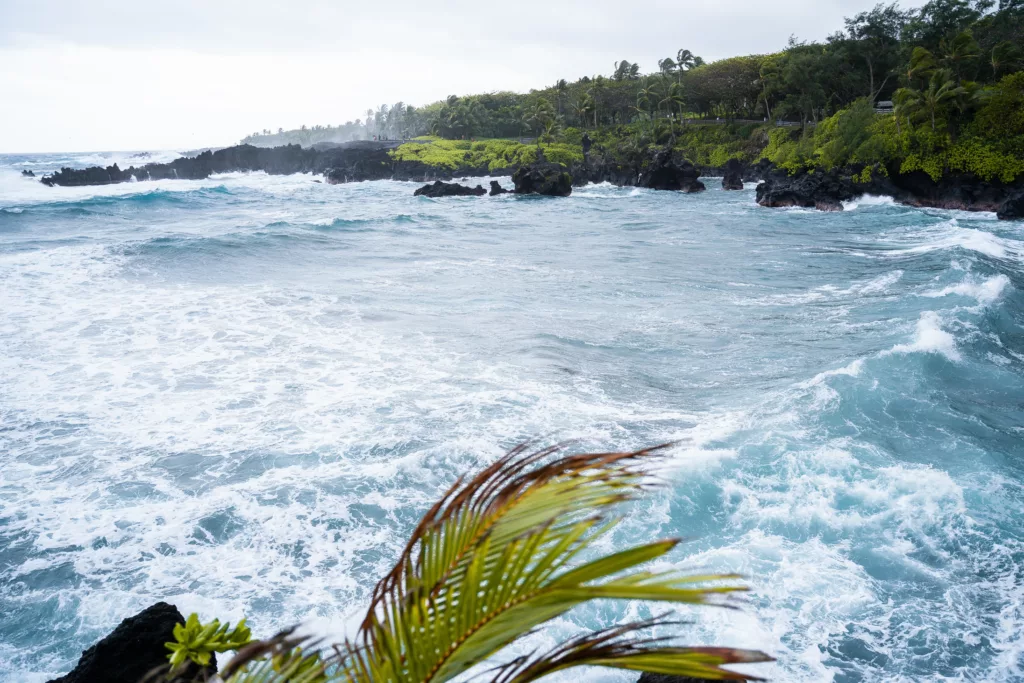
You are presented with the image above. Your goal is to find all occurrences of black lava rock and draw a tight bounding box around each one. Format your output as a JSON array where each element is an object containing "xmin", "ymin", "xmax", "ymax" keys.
[
  {"xmin": 46, "ymin": 602, "xmax": 214, "ymax": 683},
  {"xmin": 755, "ymin": 169, "xmax": 858, "ymax": 211},
  {"xmin": 636, "ymin": 674, "xmax": 706, "ymax": 683},
  {"xmin": 637, "ymin": 149, "xmax": 705, "ymax": 192},
  {"xmin": 512, "ymin": 162, "xmax": 573, "ymax": 196},
  {"xmin": 21, "ymin": 169, "xmax": 36, "ymax": 177},
  {"xmin": 722, "ymin": 158, "xmax": 744, "ymax": 190},
  {"xmin": 413, "ymin": 180, "xmax": 487, "ymax": 197},
  {"xmin": 996, "ymin": 193, "xmax": 1024, "ymax": 220},
  {"xmin": 489, "ymin": 180, "xmax": 510, "ymax": 196}
]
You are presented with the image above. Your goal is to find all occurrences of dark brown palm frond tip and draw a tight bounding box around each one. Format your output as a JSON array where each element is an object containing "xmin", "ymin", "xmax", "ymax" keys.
[
  {"xmin": 490, "ymin": 616, "xmax": 774, "ymax": 683},
  {"xmin": 361, "ymin": 442, "xmax": 674, "ymax": 629}
]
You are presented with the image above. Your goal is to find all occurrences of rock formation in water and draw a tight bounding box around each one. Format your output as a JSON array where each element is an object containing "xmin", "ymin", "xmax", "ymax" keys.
[
  {"xmin": 637, "ymin": 149, "xmax": 706, "ymax": 192},
  {"xmin": 755, "ymin": 169, "xmax": 858, "ymax": 211},
  {"xmin": 722, "ymin": 158, "xmax": 744, "ymax": 190},
  {"xmin": 413, "ymin": 180, "xmax": 487, "ymax": 197},
  {"xmin": 489, "ymin": 180, "xmax": 510, "ymax": 196},
  {"xmin": 21, "ymin": 169, "xmax": 35, "ymax": 177},
  {"xmin": 997, "ymin": 193, "xmax": 1024, "ymax": 220},
  {"xmin": 46, "ymin": 602, "xmax": 214, "ymax": 683},
  {"xmin": 512, "ymin": 162, "xmax": 573, "ymax": 196}
]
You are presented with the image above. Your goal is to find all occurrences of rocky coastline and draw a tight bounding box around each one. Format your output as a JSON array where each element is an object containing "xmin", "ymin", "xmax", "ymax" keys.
[
  {"xmin": 755, "ymin": 163, "xmax": 1024, "ymax": 217},
  {"xmin": 35, "ymin": 141, "xmax": 1024, "ymax": 219}
]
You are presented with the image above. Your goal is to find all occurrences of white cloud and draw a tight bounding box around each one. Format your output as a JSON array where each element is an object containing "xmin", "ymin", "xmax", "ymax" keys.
[{"xmin": 0, "ymin": 0, "xmax": 928, "ymax": 152}]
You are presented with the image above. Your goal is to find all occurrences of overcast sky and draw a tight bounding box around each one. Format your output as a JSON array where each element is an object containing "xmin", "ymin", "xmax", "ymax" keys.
[{"xmin": 0, "ymin": 0, "xmax": 928, "ymax": 153}]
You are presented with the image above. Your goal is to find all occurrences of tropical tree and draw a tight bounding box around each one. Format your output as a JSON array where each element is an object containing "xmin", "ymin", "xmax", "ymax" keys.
[
  {"xmin": 894, "ymin": 68, "xmax": 968, "ymax": 131},
  {"xmin": 613, "ymin": 60, "xmax": 642, "ymax": 81},
  {"xmin": 939, "ymin": 29, "xmax": 980, "ymax": 81},
  {"xmin": 989, "ymin": 40, "xmax": 1021, "ymax": 76},
  {"xmin": 162, "ymin": 445, "xmax": 771, "ymax": 683},
  {"xmin": 676, "ymin": 49, "xmax": 699, "ymax": 73},
  {"xmin": 842, "ymin": 2, "xmax": 911, "ymax": 99},
  {"xmin": 571, "ymin": 93, "xmax": 594, "ymax": 129},
  {"xmin": 660, "ymin": 81, "xmax": 687, "ymax": 122},
  {"xmin": 554, "ymin": 79, "xmax": 569, "ymax": 115},
  {"xmin": 588, "ymin": 76, "xmax": 608, "ymax": 127}
]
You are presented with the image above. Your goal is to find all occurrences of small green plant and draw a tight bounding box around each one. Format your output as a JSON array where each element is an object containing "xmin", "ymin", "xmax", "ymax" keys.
[{"xmin": 166, "ymin": 613, "xmax": 254, "ymax": 670}]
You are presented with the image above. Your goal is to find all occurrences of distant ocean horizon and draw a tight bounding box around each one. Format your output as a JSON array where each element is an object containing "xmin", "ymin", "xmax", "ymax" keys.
[{"xmin": 2, "ymin": 151, "xmax": 1023, "ymax": 682}]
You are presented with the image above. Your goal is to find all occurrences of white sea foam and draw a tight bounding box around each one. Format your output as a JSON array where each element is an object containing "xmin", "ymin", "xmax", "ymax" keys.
[
  {"xmin": 923, "ymin": 274, "xmax": 1011, "ymax": 306},
  {"xmin": 882, "ymin": 219, "xmax": 1018, "ymax": 261},
  {"xmin": 842, "ymin": 194, "xmax": 898, "ymax": 211},
  {"xmin": 883, "ymin": 311, "xmax": 961, "ymax": 361}
]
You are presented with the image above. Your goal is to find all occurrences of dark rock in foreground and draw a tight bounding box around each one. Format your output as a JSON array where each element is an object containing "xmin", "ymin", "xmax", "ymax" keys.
[
  {"xmin": 512, "ymin": 162, "xmax": 573, "ymax": 196},
  {"xmin": 489, "ymin": 180, "xmax": 510, "ymax": 196},
  {"xmin": 636, "ymin": 674, "xmax": 706, "ymax": 683},
  {"xmin": 47, "ymin": 602, "xmax": 214, "ymax": 683},
  {"xmin": 722, "ymin": 159, "xmax": 744, "ymax": 190},
  {"xmin": 413, "ymin": 180, "xmax": 487, "ymax": 197},
  {"xmin": 638, "ymin": 149, "xmax": 705, "ymax": 193},
  {"xmin": 21, "ymin": 169, "xmax": 35, "ymax": 177},
  {"xmin": 998, "ymin": 193, "xmax": 1024, "ymax": 220}
]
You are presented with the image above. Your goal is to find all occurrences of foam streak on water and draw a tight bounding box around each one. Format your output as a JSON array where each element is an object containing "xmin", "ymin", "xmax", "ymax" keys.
[{"xmin": 2, "ymin": 153, "xmax": 1024, "ymax": 682}]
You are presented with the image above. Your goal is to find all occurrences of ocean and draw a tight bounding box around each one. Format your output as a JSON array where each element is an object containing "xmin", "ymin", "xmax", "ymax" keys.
[{"xmin": 1, "ymin": 151, "xmax": 1023, "ymax": 682}]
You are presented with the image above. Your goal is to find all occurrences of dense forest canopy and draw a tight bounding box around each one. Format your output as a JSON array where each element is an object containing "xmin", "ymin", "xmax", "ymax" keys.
[{"xmin": 242, "ymin": 0, "xmax": 1023, "ymax": 147}]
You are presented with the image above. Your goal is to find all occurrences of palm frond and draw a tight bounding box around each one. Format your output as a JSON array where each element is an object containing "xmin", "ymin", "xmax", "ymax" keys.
[{"xmin": 326, "ymin": 443, "xmax": 768, "ymax": 683}]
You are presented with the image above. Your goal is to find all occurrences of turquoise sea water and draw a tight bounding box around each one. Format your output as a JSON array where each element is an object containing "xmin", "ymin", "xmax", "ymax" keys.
[{"xmin": 1, "ymin": 152, "xmax": 1023, "ymax": 682}]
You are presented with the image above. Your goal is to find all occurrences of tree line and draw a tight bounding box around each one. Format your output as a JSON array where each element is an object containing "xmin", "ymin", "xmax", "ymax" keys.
[{"xmin": 242, "ymin": 0, "xmax": 1023, "ymax": 147}]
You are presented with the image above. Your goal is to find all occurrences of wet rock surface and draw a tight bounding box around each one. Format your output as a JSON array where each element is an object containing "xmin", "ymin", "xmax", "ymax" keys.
[
  {"xmin": 46, "ymin": 602, "xmax": 214, "ymax": 683},
  {"xmin": 413, "ymin": 180, "xmax": 487, "ymax": 197},
  {"xmin": 638, "ymin": 149, "xmax": 705, "ymax": 192},
  {"xmin": 512, "ymin": 162, "xmax": 573, "ymax": 196},
  {"xmin": 998, "ymin": 193, "xmax": 1024, "ymax": 220},
  {"xmin": 722, "ymin": 158, "xmax": 744, "ymax": 190}
]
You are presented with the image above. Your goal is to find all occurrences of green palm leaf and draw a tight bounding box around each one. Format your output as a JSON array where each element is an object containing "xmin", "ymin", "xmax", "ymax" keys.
[{"xmin": 326, "ymin": 443, "xmax": 770, "ymax": 683}]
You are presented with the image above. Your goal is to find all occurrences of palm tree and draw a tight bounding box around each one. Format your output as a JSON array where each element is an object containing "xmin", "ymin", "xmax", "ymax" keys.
[
  {"xmin": 676, "ymin": 49, "xmax": 697, "ymax": 72},
  {"xmin": 554, "ymin": 79, "xmax": 569, "ymax": 116},
  {"xmin": 200, "ymin": 444, "xmax": 770, "ymax": 683},
  {"xmin": 660, "ymin": 82, "xmax": 687, "ymax": 126},
  {"xmin": 990, "ymin": 41, "xmax": 1021, "ymax": 77},
  {"xmin": 904, "ymin": 47, "xmax": 937, "ymax": 88},
  {"xmin": 571, "ymin": 94, "xmax": 594, "ymax": 129},
  {"xmin": 588, "ymin": 76, "xmax": 608, "ymax": 128},
  {"xmin": 894, "ymin": 69, "xmax": 967, "ymax": 132},
  {"xmin": 539, "ymin": 119, "xmax": 561, "ymax": 144},
  {"xmin": 637, "ymin": 79, "xmax": 659, "ymax": 125},
  {"xmin": 939, "ymin": 30, "xmax": 979, "ymax": 82}
]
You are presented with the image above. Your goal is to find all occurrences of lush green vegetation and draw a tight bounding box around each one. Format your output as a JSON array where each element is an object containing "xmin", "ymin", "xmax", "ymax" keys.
[
  {"xmin": 243, "ymin": 1, "xmax": 1024, "ymax": 183},
  {"xmin": 158, "ymin": 446, "xmax": 770, "ymax": 683},
  {"xmin": 389, "ymin": 137, "xmax": 583, "ymax": 172}
]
